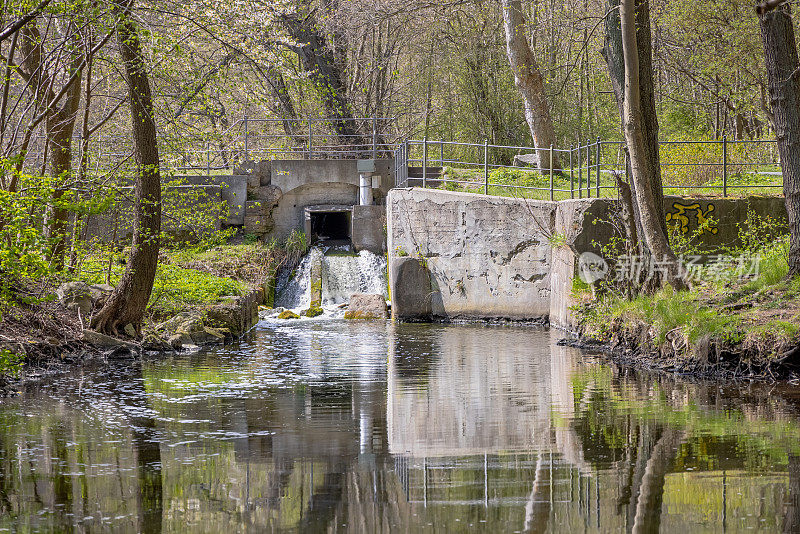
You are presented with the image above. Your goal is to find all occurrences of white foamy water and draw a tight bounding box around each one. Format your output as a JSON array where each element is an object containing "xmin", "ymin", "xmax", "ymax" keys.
[{"xmin": 274, "ymin": 248, "xmax": 388, "ymax": 313}]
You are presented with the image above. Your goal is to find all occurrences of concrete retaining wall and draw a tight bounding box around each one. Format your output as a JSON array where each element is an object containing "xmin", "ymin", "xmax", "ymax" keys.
[
  {"xmin": 388, "ymin": 188, "xmax": 788, "ymax": 329},
  {"xmin": 388, "ymin": 188, "xmax": 555, "ymax": 320}
]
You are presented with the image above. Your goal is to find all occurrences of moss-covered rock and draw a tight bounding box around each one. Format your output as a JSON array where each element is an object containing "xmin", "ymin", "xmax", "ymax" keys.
[
  {"xmin": 303, "ymin": 307, "xmax": 324, "ymax": 318},
  {"xmin": 278, "ymin": 310, "xmax": 300, "ymax": 319}
]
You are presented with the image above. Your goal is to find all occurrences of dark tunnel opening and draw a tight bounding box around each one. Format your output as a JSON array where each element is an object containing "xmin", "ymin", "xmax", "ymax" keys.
[{"xmin": 310, "ymin": 211, "xmax": 351, "ymax": 243}]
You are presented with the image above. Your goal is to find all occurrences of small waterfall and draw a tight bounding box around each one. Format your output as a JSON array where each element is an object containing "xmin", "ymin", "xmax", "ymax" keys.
[{"xmin": 275, "ymin": 248, "xmax": 388, "ymax": 311}]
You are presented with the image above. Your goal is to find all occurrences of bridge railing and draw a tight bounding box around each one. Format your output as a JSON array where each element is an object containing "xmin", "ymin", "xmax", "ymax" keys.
[{"xmin": 394, "ymin": 137, "xmax": 783, "ymax": 200}]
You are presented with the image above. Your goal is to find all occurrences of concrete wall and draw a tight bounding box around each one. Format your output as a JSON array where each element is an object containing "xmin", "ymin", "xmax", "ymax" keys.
[
  {"xmin": 85, "ymin": 185, "xmax": 222, "ymax": 243},
  {"xmin": 270, "ymin": 182, "xmax": 360, "ymax": 241},
  {"xmin": 388, "ymin": 188, "xmax": 555, "ymax": 320},
  {"xmin": 388, "ymin": 188, "xmax": 788, "ymax": 329},
  {"xmin": 270, "ymin": 159, "xmax": 394, "ymax": 200},
  {"xmin": 351, "ymin": 205, "xmax": 386, "ymax": 253}
]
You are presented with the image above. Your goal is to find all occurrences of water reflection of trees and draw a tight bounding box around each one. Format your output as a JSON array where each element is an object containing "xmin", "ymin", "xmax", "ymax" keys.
[{"xmin": 1, "ymin": 326, "xmax": 800, "ymax": 532}]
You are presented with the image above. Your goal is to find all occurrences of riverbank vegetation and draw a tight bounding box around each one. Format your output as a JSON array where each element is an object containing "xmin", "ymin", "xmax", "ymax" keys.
[{"xmin": 575, "ymin": 228, "xmax": 800, "ymax": 379}]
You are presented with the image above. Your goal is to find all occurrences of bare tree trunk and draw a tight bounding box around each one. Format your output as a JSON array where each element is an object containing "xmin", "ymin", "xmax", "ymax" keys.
[
  {"xmin": 758, "ymin": 2, "xmax": 800, "ymax": 277},
  {"xmin": 18, "ymin": 22, "xmax": 83, "ymax": 269},
  {"xmin": 631, "ymin": 428, "xmax": 683, "ymax": 534},
  {"xmin": 92, "ymin": 0, "xmax": 160, "ymax": 335},
  {"xmin": 501, "ymin": 0, "xmax": 560, "ymax": 171},
  {"xmin": 281, "ymin": 1, "xmax": 365, "ymax": 150},
  {"xmin": 601, "ymin": 0, "xmax": 661, "ymax": 293},
  {"xmin": 620, "ymin": 0, "xmax": 687, "ymax": 290}
]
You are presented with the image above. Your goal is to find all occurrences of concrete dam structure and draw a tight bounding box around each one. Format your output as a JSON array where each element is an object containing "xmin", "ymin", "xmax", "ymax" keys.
[{"xmin": 387, "ymin": 188, "xmax": 788, "ymax": 330}]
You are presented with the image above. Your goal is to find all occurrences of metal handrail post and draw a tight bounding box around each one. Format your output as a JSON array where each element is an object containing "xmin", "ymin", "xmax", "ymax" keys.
[
  {"xmin": 404, "ymin": 139, "xmax": 409, "ymax": 187},
  {"xmin": 578, "ymin": 143, "xmax": 583, "ymax": 199},
  {"xmin": 423, "ymin": 137, "xmax": 428, "ymax": 188},
  {"xmin": 596, "ymin": 137, "xmax": 601, "ymax": 197},
  {"xmin": 569, "ymin": 145, "xmax": 574, "ymax": 199},
  {"xmin": 307, "ymin": 120, "xmax": 312, "ymax": 160},
  {"xmin": 722, "ymin": 134, "xmax": 728, "ymax": 198},
  {"xmin": 440, "ymin": 140, "xmax": 444, "ymax": 166},
  {"xmin": 549, "ymin": 145, "xmax": 554, "ymax": 201},
  {"xmin": 372, "ymin": 117, "xmax": 378, "ymax": 159},
  {"xmin": 586, "ymin": 140, "xmax": 592, "ymax": 198},
  {"xmin": 244, "ymin": 115, "xmax": 249, "ymax": 162},
  {"xmin": 206, "ymin": 141, "xmax": 210, "ymax": 177},
  {"xmin": 484, "ymin": 139, "xmax": 489, "ymax": 195}
]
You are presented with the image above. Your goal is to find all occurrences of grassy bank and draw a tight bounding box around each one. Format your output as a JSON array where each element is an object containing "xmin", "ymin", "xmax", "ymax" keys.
[
  {"xmin": 0, "ymin": 232, "xmax": 309, "ymax": 380},
  {"xmin": 575, "ymin": 239, "xmax": 800, "ymax": 379}
]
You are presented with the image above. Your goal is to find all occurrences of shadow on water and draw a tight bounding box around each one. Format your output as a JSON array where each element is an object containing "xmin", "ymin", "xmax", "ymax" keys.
[{"xmin": 0, "ymin": 322, "xmax": 800, "ymax": 532}]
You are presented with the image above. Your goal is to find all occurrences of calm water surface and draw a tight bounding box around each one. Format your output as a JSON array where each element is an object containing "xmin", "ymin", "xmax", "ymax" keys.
[{"xmin": 1, "ymin": 322, "xmax": 800, "ymax": 532}]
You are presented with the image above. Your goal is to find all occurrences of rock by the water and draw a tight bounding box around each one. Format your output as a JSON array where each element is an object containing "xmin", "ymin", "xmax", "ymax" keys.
[
  {"xmin": 82, "ymin": 330, "xmax": 139, "ymax": 350},
  {"xmin": 344, "ymin": 294, "xmax": 388, "ymax": 320},
  {"xmin": 302, "ymin": 307, "xmax": 323, "ymax": 318},
  {"xmin": 278, "ymin": 310, "xmax": 300, "ymax": 319}
]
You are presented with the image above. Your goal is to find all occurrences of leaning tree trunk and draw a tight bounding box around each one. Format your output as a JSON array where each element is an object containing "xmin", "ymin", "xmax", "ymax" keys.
[
  {"xmin": 92, "ymin": 1, "xmax": 160, "ymax": 335},
  {"xmin": 501, "ymin": 0, "xmax": 561, "ymax": 171},
  {"xmin": 758, "ymin": 2, "xmax": 800, "ymax": 277},
  {"xmin": 619, "ymin": 0, "xmax": 687, "ymax": 290}
]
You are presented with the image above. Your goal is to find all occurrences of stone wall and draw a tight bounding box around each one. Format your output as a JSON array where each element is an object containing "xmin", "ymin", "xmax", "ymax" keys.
[
  {"xmin": 387, "ymin": 188, "xmax": 555, "ymax": 321},
  {"xmin": 388, "ymin": 188, "xmax": 788, "ymax": 328}
]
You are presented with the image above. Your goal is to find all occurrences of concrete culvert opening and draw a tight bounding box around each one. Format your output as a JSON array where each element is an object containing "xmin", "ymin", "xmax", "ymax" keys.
[{"xmin": 310, "ymin": 211, "xmax": 351, "ymax": 244}]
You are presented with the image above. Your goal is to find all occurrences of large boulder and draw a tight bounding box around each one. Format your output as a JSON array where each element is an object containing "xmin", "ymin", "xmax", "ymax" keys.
[
  {"xmin": 252, "ymin": 184, "xmax": 282, "ymax": 205},
  {"xmin": 56, "ymin": 282, "xmax": 115, "ymax": 315},
  {"xmin": 56, "ymin": 282, "xmax": 92, "ymax": 314},
  {"xmin": 390, "ymin": 258, "xmax": 432, "ymax": 321},
  {"xmin": 344, "ymin": 294, "xmax": 388, "ymax": 320}
]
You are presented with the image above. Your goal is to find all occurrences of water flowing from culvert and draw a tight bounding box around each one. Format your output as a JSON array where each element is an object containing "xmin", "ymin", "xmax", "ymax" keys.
[{"xmin": 275, "ymin": 247, "xmax": 388, "ymax": 311}]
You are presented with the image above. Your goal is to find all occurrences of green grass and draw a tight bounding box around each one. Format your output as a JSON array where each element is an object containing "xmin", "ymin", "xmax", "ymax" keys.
[
  {"xmin": 436, "ymin": 165, "xmax": 783, "ymax": 200},
  {"xmin": 579, "ymin": 237, "xmax": 799, "ymax": 361},
  {"xmin": 78, "ymin": 258, "xmax": 245, "ymax": 319}
]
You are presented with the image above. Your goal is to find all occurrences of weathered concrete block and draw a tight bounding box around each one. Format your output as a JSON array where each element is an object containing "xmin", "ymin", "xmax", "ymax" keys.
[
  {"xmin": 256, "ymin": 160, "xmax": 272, "ymax": 185},
  {"xmin": 216, "ymin": 176, "xmax": 246, "ymax": 226},
  {"xmin": 253, "ymin": 185, "xmax": 283, "ymax": 205},
  {"xmin": 310, "ymin": 252, "xmax": 323, "ymax": 308},
  {"xmin": 390, "ymin": 257, "xmax": 432, "ymax": 320},
  {"xmin": 352, "ymin": 205, "xmax": 386, "ymax": 254},
  {"xmin": 247, "ymin": 173, "xmax": 261, "ymax": 192},
  {"xmin": 387, "ymin": 188, "xmax": 554, "ymax": 321}
]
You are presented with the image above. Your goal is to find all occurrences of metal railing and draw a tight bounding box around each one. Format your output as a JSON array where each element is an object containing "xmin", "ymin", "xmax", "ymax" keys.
[
  {"xmin": 394, "ymin": 137, "xmax": 783, "ymax": 199},
  {"xmin": 17, "ymin": 116, "xmax": 398, "ymax": 179}
]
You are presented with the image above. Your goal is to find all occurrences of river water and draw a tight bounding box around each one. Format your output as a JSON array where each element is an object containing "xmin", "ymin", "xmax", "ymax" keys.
[{"xmin": 1, "ymin": 322, "xmax": 799, "ymax": 532}]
